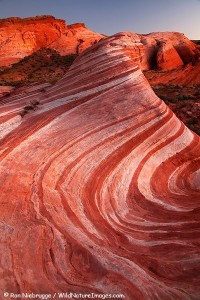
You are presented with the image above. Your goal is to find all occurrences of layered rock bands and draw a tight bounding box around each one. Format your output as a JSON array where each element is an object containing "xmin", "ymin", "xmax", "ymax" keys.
[{"xmin": 0, "ymin": 32, "xmax": 200, "ymax": 299}]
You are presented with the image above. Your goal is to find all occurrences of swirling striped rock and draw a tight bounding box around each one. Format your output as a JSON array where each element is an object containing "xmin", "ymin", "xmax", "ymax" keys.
[{"xmin": 0, "ymin": 32, "xmax": 200, "ymax": 300}]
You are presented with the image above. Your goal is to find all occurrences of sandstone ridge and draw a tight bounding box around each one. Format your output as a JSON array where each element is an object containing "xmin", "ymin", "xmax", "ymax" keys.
[
  {"xmin": 0, "ymin": 15, "xmax": 103, "ymax": 67},
  {"xmin": 0, "ymin": 15, "xmax": 199, "ymax": 72},
  {"xmin": 0, "ymin": 32, "xmax": 200, "ymax": 299}
]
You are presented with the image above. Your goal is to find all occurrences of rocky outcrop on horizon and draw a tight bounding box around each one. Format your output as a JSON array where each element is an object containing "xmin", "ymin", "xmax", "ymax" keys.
[
  {"xmin": 0, "ymin": 15, "xmax": 104, "ymax": 67},
  {"xmin": 0, "ymin": 15, "xmax": 199, "ymax": 73},
  {"xmin": 141, "ymin": 31, "xmax": 199, "ymax": 70},
  {"xmin": 146, "ymin": 32, "xmax": 199, "ymax": 68},
  {"xmin": 156, "ymin": 41, "xmax": 184, "ymax": 70},
  {"xmin": 0, "ymin": 32, "xmax": 200, "ymax": 299}
]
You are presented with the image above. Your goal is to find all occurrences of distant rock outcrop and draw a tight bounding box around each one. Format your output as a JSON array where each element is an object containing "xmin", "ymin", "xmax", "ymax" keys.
[
  {"xmin": 0, "ymin": 15, "xmax": 199, "ymax": 72},
  {"xmin": 0, "ymin": 15, "xmax": 104, "ymax": 67},
  {"xmin": 105, "ymin": 31, "xmax": 199, "ymax": 71},
  {"xmin": 141, "ymin": 32, "xmax": 199, "ymax": 70},
  {"xmin": 156, "ymin": 42, "xmax": 184, "ymax": 70}
]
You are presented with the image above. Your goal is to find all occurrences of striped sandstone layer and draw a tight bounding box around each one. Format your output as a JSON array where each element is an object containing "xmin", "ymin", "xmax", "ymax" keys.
[{"xmin": 0, "ymin": 32, "xmax": 200, "ymax": 299}]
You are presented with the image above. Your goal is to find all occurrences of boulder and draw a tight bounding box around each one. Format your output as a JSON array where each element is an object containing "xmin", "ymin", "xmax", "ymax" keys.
[{"xmin": 156, "ymin": 42, "xmax": 184, "ymax": 70}]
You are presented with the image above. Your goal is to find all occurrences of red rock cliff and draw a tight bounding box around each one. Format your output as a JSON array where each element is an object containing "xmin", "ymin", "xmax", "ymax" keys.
[
  {"xmin": 0, "ymin": 15, "xmax": 199, "ymax": 72},
  {"xmin": 0, "ymin": 15, "xmax": 104, "ymax": 67}
]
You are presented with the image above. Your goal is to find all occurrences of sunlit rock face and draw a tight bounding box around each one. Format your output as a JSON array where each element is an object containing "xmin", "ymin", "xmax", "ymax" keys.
[
  {"xmin": 142, "ymin": 31, "xmax": 199, "ymax": 70},
  {"xmin": 0, "ymin": 32, "xmax": 200, "ymax": 299},
  {"xmin": 146, "ymin": 32, "xmax": 199, "ymax": 64},
  {"xmin": 0, "ymin": 14, "xmax": 199, "ymax": 73},
  {"xmin": 156, "ymin": 42, "xmax": 184, "ymax": 70},
  {"xmin": 0, "ymin": 15, "xmax": 104, "ymax": 67}
]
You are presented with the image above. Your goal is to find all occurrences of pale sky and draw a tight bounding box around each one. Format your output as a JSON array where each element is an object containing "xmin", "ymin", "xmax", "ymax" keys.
[{"xmin": 0, "ymin": 0, "xmax": 199, "ymax": 39}]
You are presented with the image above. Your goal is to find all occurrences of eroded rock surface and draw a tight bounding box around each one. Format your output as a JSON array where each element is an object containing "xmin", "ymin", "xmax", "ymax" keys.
[
  {"xmin": 0, "ymin": 32, "xmax": 200, "ymax": 299},
  {"xmin": 0, "ymin": 15, "xmax": 199, "ymax": 73},
  {"xmin": 146, "ymin": 32, "xmax": 199, "ymax": 64},
  {"xmin": 156, "ymin": 42, "xmax": 184, "ymax": 70},
  {"xmin": 0, "ymin": 15, "xmax": 104, "ymax": 67},
  {"xmin": 0, "ymin": 85, "xmax": 13, "ymax": 96},
  {"xmin": 145, "ymin": 62, "xmax": 200, "ymax": 85},
  {"xmin": 139, "ymin": 31, "xmax": 199, "ymax": 70}
]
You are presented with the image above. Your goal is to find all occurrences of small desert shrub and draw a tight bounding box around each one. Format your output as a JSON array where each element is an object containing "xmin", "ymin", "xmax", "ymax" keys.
[
  {"xmin": 194, "ymin": 128, "xmax": 200, "ymax": 136},
  {"xmin": 159, "ymin": 94, "xmax": 170, "ymax": 101},
  {"xmin": 177, "ymin": 102, "xmax": 187, "ymax": 109},
  {"xmin": 20, "ymin": 100, "xmax": 40, "ymax": 117},
  {"xmin": 186, "ymin": 118, "xmax": 198, "ymax": 126},
  {"xmin": 168, "ymin": 98, "xmax": 179, "ymax": 103},
  {"xmin": 177, "ymin": 94, "xmax": 196, "ymax": 101},
  {"xmin": 30, "ymin": 100, "xmax": 40, "ymax": 106},
  {"xmin": 24, "ymin": 104, "xmax": 34, "ymax": 110},
  {"xmin": 160, "ymin": 95, "xmax": 178, "ymax": 103},
  {"xmin": 168, "ymin": 84, "xmax": 178, "ymax": 89},
  {"xmin": 11, "ymin": 81, "xmax": 23, "ymax": 87}
]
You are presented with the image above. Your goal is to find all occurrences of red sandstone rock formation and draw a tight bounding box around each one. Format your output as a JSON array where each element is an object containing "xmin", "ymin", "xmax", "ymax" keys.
[
  {"xmin": 0, "ymin": 15, "xmax": 104, "ymax": 67},
  {"xmin": 109, "ymin": 31, "xmax": 199, "ymax": 71},
  {"xmin": 156, "ymin": 42, "xmax": 184, "ymax": 70},
  {"xmin": 0, "ymin": 15, "xmax": 199, "ymax": 73},
  {"xmin": 142, "ymin": 33, "xmax": 200, "ymax": 85},
  {"xmin": 146, "ymin": 32, "xmax": 199, "ymax": 64},
  {"xmin": 145, "ymin": 62, "xmax": 200, "ymax": 85},
  {"xmin": 0, "ymin": 32, "xmax": 200, "ymax": 299}
]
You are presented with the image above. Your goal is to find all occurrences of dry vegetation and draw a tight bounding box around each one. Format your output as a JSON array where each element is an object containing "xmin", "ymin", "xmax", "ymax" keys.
[
  {"xmin": 0, "ymin": 48, "xmax": 77, "ymax": 87},
  {"xmin": 151, "ymin": 83, "xmax": 200, "ymax": 135}
]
